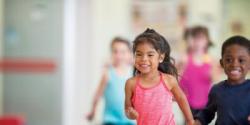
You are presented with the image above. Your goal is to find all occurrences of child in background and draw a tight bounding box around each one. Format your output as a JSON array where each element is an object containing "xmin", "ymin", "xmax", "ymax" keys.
[
  {"xmin": 87, "ymin": 37, "xmax": 135, "ymax": 125},
  {"xmin": 178, "ymin": 26, "xmax": 218, "ymax": 116},
  {"xmin": 125, "ymin": 29, "xmax": 194, "ymax": 125},
  {"xmin": 194, "ymin": 36, "xmax": 250, "ymax": 125}
]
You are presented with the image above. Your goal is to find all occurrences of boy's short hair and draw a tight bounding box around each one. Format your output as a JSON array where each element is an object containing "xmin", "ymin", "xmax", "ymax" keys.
[{"xmin": 221, "ymin": 35, "xmax": 250, "ymax": 56}]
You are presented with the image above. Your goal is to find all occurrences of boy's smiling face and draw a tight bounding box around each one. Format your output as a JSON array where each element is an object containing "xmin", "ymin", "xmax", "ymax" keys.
[{"xmin": 220, "ymin": 44, "xmax": 250, "ymax": 84}]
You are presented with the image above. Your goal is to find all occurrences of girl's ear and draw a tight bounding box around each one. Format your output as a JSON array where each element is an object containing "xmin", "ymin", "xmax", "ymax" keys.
[
  {"xmin": 220, "ymin": 59, "xmax": 224, "ymax": 68},
  {"xmin": 159, "ymin": 54, "xmax": 165, "ymax": 63}
]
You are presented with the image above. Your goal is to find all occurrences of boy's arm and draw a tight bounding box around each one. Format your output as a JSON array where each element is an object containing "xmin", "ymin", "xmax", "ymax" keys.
[
  {"xmin": 165, "ymin": 75, "xmax": 194, "ymax": 125},
  {"xmin": 125, "ymin": 78, "xmax": 138, "ymax": 120},
  {"xmin": 87, "ymin": 70, "xmax": 108, "ymax": 120},
  {"xmin": 195, "ymin": 87, "xmax": 217, "ymax": 125}
]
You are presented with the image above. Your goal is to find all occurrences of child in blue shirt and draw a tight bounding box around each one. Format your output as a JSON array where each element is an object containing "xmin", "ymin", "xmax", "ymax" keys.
[
  {"xmin": 87, "ymin": 37, "xmax": 134, "ymax": 125},
  {"xmin": 195, "ymin": 35, "xmax": 250, "ymax": 125}
]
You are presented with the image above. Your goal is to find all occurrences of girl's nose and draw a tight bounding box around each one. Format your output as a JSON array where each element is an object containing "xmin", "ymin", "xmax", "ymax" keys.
[{"xmin": 142, "ymin": 55, "xmax": 148, "ymax": 61}]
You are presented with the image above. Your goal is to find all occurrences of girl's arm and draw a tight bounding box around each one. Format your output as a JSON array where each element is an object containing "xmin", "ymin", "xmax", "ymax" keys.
[
  {"xmin": 176, "ymin": 54, "xmax": 190, "ymax": 101},
  {"xmin": 176, "ymin": 53, "xmax": 188, "ymax": 75},
  {"xmin": 87, "ymin": 69, "xmax": 108, "ymax": 121},
  {"xmin": 125, "ymin": 78, "xmax": 138, "ymax": 120},
  {"xmin": 211, "ymin": 58, "xmax": 222, "ymax": 82},
  {"xmin": 194, "ymin": 120, "xmax": 202, "ymax": 125},
  {"xmin": 164, "ymin": 74, "xmax": 194, "ymax": 125},
  {"xmin": 204, "ymin": 55, "xmax": 222, "ymax": 83}
]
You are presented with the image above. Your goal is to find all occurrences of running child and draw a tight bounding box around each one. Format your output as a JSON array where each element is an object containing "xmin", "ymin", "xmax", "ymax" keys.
[{"xmin": 125, "ymin": 29, "xmax": 194, "ymax": 125}]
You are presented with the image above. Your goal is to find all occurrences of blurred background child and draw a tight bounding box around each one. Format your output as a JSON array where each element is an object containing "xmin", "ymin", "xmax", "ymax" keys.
[
  {"xmin": 178, "ymin": 26, "xmax": 220, "ymax": 116},
  {"xmin": 87, "ymin": 37, "xmax": 135, "ymax": 125}
]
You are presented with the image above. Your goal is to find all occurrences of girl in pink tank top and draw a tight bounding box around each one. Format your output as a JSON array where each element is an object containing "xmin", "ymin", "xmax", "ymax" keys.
[
  {"xmin": 125, "ymin": 29, "xmax": 194, "ymax": 125},
  {"xmin": 180, "ymin": 54, "xmax": 212, "ymax": 109},
  {"xmin": 132, "ymin": 73, "xmax": 175, "ymax": 125},
  {"xmin": 178, "ymin": 26, "xmax": 221, "ymax": 116}
]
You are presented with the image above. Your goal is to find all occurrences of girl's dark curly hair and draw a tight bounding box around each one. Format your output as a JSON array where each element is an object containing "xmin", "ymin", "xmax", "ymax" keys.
[{"xmin": 132, "ymin": 28, "xmax": 178, "ymax": 79}]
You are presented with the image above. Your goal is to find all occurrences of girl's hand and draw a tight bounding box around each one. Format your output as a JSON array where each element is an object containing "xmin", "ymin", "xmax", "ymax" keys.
[
  {"xmin": 193, "ymin": 120, "xmax": 202, "ymax": 125},
  {"xmin": 186, "ymin": 119, "xmax": 195, "ymax": 125},
  {"xmin": 126, "ymin": 107, "xmax": 139, "ymax": 119},
  {"xmin": 248, "ymin": 115, "xmax": 250, "ymax": 123},
  {"xmin": 86, "ymin": 111, "xmax": 95, "ymax": 121}
]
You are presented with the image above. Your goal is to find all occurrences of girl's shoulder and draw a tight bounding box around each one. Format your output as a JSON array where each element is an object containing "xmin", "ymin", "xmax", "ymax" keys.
[
  {"xmin": 161, "ymin": 73, "xmax": 178, "ymax": 90},
  {"xmin": 101, "ymin": 64, "xmax": 110, "ymax": 79},
  {"xmin": 161, "ymin": 73, "xmax": 177, "ymax": 82},
  {"xmin": 203, "ymin": 54, "xmax": 212, "ymax": 63},
  {"xmin": 125, "ymin": 76, "xmax": 137, "ymax": 91},
  {"xmin": 178, "ymin": 53, "xmax": 188, "ymax": 64},
  {"xmin": 126, "ymin": 76, "xmax": 137, "ymax": 84}
]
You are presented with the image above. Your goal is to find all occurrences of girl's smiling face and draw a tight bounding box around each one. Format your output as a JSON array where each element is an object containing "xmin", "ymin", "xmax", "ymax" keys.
[
  {"xmin": 112, "ymin": 41, "xmax": 131, "ymax": 66},
  {"xmin": 220, "ymin": 44, "xmax": 250, "ymax": 84},
  {"xmin": 134, "ymin": 42, "xmax": 164, "ymax": 74},
  {"xmin": 188, "ymin": 33, "xmax": 209, "ymax": 53}
]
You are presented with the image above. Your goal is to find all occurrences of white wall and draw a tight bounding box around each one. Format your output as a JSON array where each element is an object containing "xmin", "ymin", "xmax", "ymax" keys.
[
  {"xmin": 63, "ymin": 0, "xmax": 77, "ymax": 125},
  {"xmin": 62, "ymin": 0, "xmax": 94, "ymax": 124},
  {"xmin": 91, "ymin": 0, "xmax": 132, "ymax": 82}
]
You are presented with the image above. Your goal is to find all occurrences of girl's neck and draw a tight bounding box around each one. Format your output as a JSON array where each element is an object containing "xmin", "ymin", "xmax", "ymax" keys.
[
  {"xmin": 113, "ymin": 62, "xmax": 129, "ymax": 69},
  {"xmin": 140, "ymin": 70, "xmax": 160, "ymax": 81},
  {"xmin": 191, "ymin": 48, "xmax": 207, "ymax": 56},
  {"xmin": 113, "ymin": 64, "xmax": 130, "ymax": 76},
  {"xmin": 191, "ymin": 49, "xmax": 206, "ymax": 56},
  {"xmin": 139, "ymin": 70, "xmax": 161, "ymax": 87}
]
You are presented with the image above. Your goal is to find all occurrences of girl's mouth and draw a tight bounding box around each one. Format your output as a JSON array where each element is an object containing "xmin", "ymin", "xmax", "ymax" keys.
[{"xmin": 139, "ymin": 64, "xmax": 150, "ymax": 68}]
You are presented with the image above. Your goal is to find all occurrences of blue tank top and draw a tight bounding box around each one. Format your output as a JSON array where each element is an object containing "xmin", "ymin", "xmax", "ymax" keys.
[{"xmin": 103, "ymin": 66, "xmax": 135, "ymax": 124}]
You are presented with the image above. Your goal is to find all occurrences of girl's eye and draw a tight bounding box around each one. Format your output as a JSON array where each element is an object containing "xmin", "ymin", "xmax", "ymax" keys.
[
  {"xmin": 148, "ymin": 54, "xmax": 154, "ymax": 57},
  {"xmin": 135, "ymin": 53, "xmax": 142, "ymax": 57}
]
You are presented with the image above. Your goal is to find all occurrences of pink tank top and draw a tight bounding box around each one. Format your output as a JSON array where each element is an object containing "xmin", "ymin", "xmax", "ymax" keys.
[
  {"xmin": 180, "ymin": 55, "xmax": 212, "ymax": 109},
  {"xmin": 132, "ymin": 73, "xmax": 175, "ymax": 125}
]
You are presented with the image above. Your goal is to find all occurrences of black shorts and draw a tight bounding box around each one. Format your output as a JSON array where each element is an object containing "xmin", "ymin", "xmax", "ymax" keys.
[{"xmin": 191, "ymin": 107, "xmax": 202, "ymax": 117}]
